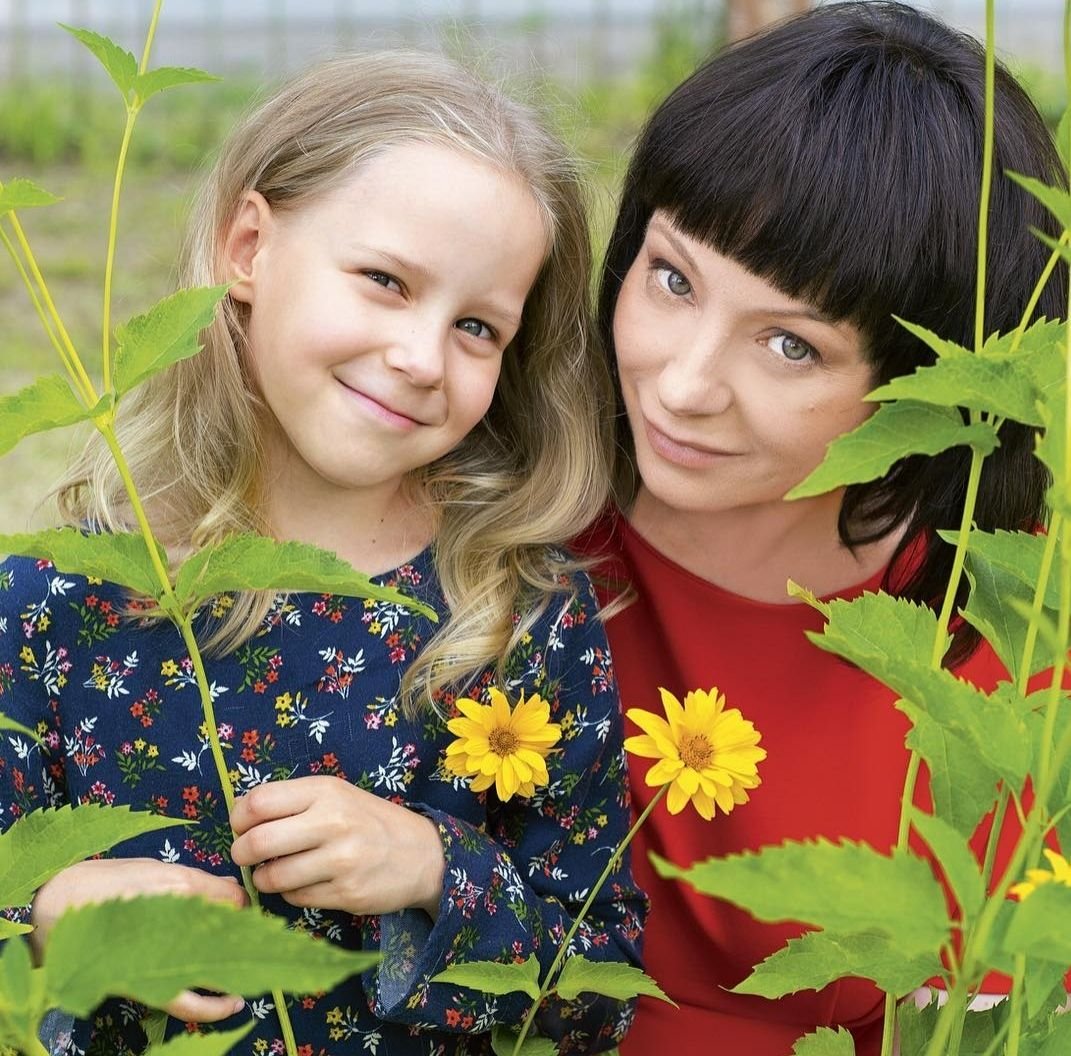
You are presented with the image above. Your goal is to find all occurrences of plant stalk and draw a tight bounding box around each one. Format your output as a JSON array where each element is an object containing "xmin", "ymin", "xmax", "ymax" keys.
[{"xmin": 510, "ymin": 784, "xmax": 668, "ymax": 1056}]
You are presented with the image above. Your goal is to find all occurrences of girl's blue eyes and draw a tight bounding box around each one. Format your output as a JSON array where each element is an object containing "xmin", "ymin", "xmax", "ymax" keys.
[
  {"xmin": 365, "ymin": 270, "xmax": 401, "ymax": 293},
  {"xmin": 363, "ymin": 271, "xmax": 495, "ymax": 342},
  {"xmin": 455, "ymin": 318, "xmax": 494, "ymax": 340}
]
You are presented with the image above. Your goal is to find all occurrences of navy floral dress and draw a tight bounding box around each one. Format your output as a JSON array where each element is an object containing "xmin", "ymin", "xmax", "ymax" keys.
[{"xmin": 0, "ymin": 548, "xmax": 644, "ymax": 1055}]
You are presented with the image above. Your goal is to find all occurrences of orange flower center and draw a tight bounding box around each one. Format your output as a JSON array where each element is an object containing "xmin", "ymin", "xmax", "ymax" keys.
[
  {"xmin": 489, "ymin": 727, "xmax": 520, "ymax": 757},
  {"xmin": 679, "ymin": 732, "xmax": 714, "ymax": 771}
]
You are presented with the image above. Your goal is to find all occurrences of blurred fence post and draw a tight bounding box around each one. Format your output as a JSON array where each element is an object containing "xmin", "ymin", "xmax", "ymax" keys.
[{"xmin": 726, "ymin": 0, "xmax": 812, "ymax": 42}]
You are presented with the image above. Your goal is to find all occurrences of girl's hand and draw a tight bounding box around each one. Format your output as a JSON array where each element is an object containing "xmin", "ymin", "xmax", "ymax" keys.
[
  {"xmin": 230, "ymin": 775, "xmax": 446, "ymax": 918},
  {"xmin": 31, "ymin": 858, "xmax": 249, "ymax": 1022}
]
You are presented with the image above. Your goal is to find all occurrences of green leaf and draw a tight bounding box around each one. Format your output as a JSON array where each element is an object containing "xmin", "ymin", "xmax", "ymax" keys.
[
  {"xmin": 1037, "ymin": 388, "xmax": 1071, "ymax": 518},
  {"xmin": 868, "ymin": 356, "xmax": 1047, "ymax": 426},
  {"xmin": 960, "ymin": 562, "xmax": 1057, "ymax": 685},
  {"xmin": 142, "ymin": 1010, "xmax": 169, "ymax": 1049},
  {"xmin": 652, "ymin": 840, "xmax": 951, "ymax": 958},
  {"xmin": 945, "ymin": 528, "xmax": 1061, "ymax": 611},
  {"xmin": 1008, "ymin": 171, "xmax": 1071, "ymax": 231},
  {"xmin": 897, "ymin": 998, "xmax": 941, "ymax": 1056},
  {"xmin": 0, "ymin": 528, "xmax": 166, "ymax": 600},
  {"xmin": 553, "ymin": 955, "xmax": 673, "ymax": 1004},
  {"xmin": 0, "ymin": 805, "xmax": 184, "ymax": 906},
  {"xmin": 135, "ymin": 66, "xmax": 220, "ymax": 104},
  {"xmin": 113, "ymin": 286, "xmax": 229, "ymax": 397},
  {"xmin": 174, "ymin": 535, "xmax": 437, "ymax": 619},
  {"xmin": 44, "ymin": 894, "xmax": 379, "ymax": 1015},
  {"xmin": 60, "ymin": 25, "xmax": 138, "ymax": 99},
  {"xmin": 0, "ymin": 918, "xmax": 32, "ymax": 938},
  {"xmin": 1002, "ymin": 882, "xmax": 1071, "ymax": 961},
  {"xmin": 490, "ymin": 1027, "xmax": 557, "ymax": 1056},
  {"xmin": 909, "ymin": 809, "xmax": 985, "ymax": 918},
  {"xmin": 0, "ymin": 713, "xmax": 41, "ymax": 743},
  {"xmin": 811, "ymin": 593, "xmax": 1030, "ymax": 787},
  {"xmin": 145, "ymin": 1025, "xmax": 254, "ymax": 1056},
  {"xmin": 732, "ymin": 930, "xmax": 940, "ymax": 999},
  {"xmin": 431, "ymin": 954, "xmax": 541, "ymax": 999},
  {"xmin": 1055, "ymin": 109, "xmax": 1071, "ymax": 171},
  {"xmin": 0, "ymin": 376, "xmax": 107, "ymax": 458},
  {"xmin": 894, "ymin": 317, "xmax": 969, "ymax": 359},
  {"xmin": 0, "ymin": 938, "xmax": 47, "ymax": 1042},
  {"xmin": 1033, "ymin": 1004, "xmax": 1071, "ymax": 1055},
  {"xmin": 0, "ymin": 178, "xmax": 61, "ymax": 216},
  {"xmin": 790, "ymin": 1026, "xmax": 856, "ymax": 1056},
  {"xmin": 1022, "ymin": 957, "xmax": 1069, "ymax": 1021},
  {"xmin": 787, "ymin": 402, "xmax": 998, "ymax": 499},
  {"xmin": 903, "ymin": 716, "xmax": 999, "ymax": 836}
]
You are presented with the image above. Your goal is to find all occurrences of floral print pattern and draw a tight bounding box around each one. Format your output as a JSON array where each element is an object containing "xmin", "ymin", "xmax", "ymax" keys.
[{"xmin": 0, "ymin": 548, "xmax": 643, "ymax": 1055}]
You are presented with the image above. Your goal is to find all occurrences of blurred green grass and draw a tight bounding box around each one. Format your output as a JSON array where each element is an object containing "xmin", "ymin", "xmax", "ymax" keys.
[{"xmin": 0, "ymin": 12, "xmax": 1063, "ymax": 536}]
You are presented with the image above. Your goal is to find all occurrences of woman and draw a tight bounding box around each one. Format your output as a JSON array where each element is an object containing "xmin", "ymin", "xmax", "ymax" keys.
[{"xmin": 578, "ymin": 2, "xmax": 1066, "ymax": 1052}]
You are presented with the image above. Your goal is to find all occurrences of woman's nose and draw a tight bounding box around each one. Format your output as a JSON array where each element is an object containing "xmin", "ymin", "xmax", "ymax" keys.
[{"xmin": 656, "ymin": 337, "xmax": 734, "ymax": 417}]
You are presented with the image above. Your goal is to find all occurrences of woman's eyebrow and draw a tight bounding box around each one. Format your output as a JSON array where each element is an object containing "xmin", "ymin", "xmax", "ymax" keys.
[{"xmin": 649, "ymin": 217, "xmax": 848, "ymax": 331}]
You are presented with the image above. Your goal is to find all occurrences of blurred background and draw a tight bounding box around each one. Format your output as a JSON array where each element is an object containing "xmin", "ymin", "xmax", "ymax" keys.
[{"xmin": 0, "ymin": 0, "xmax": 1066, "ymax": 535}]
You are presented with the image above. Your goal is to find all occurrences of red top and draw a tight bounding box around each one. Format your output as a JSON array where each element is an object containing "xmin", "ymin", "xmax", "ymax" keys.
[{"xmin": 577, "ymin": 509, "xmax": 1009, "ymax": 1056}]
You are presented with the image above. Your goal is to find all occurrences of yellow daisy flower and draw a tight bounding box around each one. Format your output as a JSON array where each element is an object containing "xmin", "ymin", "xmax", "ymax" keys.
[
  {"xmin": 625, "ymin": 687, "xmax": 766, "ymax": 820},
  {"xmin": 1009, "ymin": 848, "xmax": 1071, "ymax": 900},
  {"xmin": 444, "ymin": 688, "xmax": 561, "ymax": 801}
]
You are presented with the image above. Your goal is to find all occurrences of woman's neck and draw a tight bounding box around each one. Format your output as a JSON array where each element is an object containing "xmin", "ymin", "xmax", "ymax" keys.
[{"xmin": 627, "ymin": 486, "xmax": 904, "ymax": 603}]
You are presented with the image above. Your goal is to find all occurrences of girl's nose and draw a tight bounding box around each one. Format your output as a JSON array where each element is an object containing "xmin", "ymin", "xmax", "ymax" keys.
[
  {"xmin": 384, "ymin": 325, "xmax": 447, "ymax": 390},
  {"xmin": 656, "ymin": 337, "xmax": 733, "ymax": 418}
]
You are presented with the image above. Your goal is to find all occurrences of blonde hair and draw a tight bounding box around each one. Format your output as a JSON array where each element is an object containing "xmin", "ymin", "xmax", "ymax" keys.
[{"xmin": 58, "ymin": 50, "xmax": 613, "ymax": 715}]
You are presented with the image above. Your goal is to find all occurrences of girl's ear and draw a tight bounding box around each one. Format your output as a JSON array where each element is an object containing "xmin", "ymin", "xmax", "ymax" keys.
[{"xmin": 223, "ymin": 191, "xmax": 274, "ymax": 305}]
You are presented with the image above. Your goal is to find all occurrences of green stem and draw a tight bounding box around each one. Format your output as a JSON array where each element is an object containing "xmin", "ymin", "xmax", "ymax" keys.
[
  {"xmin": 1008, "ymin": 234, "xmax": 1067, "ymax": 356},
  {"xmin": 0, "ymin": 220, "xmax": 79, "ymax": 391},
  {"xmin": 510, "ymin": 785, "xmax": 668, "ymax": 1056},
  {"xmin": 179, "ymin": 617, "xmax": 300, "ymax": 1053},
  {"xmin": 1018, "ymin": 514, "xmax": 1061, "ymax": 694},
  {"xmin": 139, "ymin": 1, "xmax": 163, "ymax": 72},
  {"xmin": 1005, "ymin": 954, "xmax": 1027, "ymax": 1056},
  {"xmin": 101, "ymin": 108, "xmax": 138, "ymax": 394},
  {"xmin": 98, "ymin": 426, "xmax": 176, "ymax": 604},
  {"xmin": 882, "ymin": 446, "xmax": 988, "ymax": 1056},
  {"xmin": 933, "ymin": 448, "xmax": 987, "ymax": 668},
  {"xmin": 5, "ymin": 213, "xmax": 98, "ymax": 406}
]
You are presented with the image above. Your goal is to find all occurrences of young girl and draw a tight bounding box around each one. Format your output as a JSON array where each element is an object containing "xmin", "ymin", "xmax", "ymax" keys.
[
  {"xmin": 577, "ymin": 2, "xmax": 1065, "ymax": 1053},
  {"xmin": 1, "ymin": 51, "xmax": 643, "ymax": 1054}
]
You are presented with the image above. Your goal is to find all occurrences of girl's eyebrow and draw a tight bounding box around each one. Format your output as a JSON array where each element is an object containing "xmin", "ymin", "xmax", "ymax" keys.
[
  {"xmin": 647, "ymin": 216, "xmax": 844, "ymax": 330},
  {"xmin": 352, "ymin": 242, "xmax": 522, "ymax": 330}
]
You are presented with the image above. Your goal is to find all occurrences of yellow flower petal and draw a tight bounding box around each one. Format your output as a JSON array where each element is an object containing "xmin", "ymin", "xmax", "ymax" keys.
[
  {"xmin": 442, "ymin": 686, "xmax": 559, "ymax": 802},
  {"xmin": 666, "ymin": 780, "xmax": 690, "ymax": 815},
  {"xmin": 646, "ymin": 757, "xmax": 684, "ymax": 786},
  {"xmin": 628, "ymin": 687, "xmax": 764, "ymax": 819}
]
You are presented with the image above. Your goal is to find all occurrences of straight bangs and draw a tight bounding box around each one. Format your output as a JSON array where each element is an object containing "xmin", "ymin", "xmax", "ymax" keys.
[{"xmin": 634, "ymin": 43, "xmax": 982, "ymax": 356}]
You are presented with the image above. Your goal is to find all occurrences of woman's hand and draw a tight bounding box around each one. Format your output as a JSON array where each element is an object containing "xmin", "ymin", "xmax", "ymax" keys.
[
  {"xmin": 31, "ymin": 857, "xmax": 249, "ymax": 1022},
  {"xmin": 230, "ymin": 775, "xmax": 446, "ymax": 918}
]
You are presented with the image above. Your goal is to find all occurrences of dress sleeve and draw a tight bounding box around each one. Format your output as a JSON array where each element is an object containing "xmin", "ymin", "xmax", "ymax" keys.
[
  {"xmin": 370, "ymin": 572, "xmax": 647, "ymax": 1053},
  {"xmin": 0, "ymin": 557, "xmax": 74, "ymax": 925}
]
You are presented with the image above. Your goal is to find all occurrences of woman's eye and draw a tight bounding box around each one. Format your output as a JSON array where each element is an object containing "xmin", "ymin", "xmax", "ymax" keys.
[
  {"xmin": 654, "ymin": 264, "xmax": 692, "ymax": 297},
  {"xmin": 768, "ymin": 332, "xmax": 817, "ymax": 363},
  {"xmin": 456, "ymin": 317, "xmax": 494, "ymax": 340},
  {"xmin": 365, "ymin": 270, "xmax": 402, "ymax": 293}
]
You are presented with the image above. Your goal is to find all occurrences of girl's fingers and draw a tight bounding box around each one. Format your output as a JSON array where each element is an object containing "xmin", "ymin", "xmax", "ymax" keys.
[
  {"xmin": 231, "ymin": 813, "xmax": 320, "ymax": 868},
  {"xmin": 250, "ymin": 846, "xmax": 336, "ymax": 896},
  {"xmin": 164, "ymin": 989, "xmax": 246, "ymax": 1023}
]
